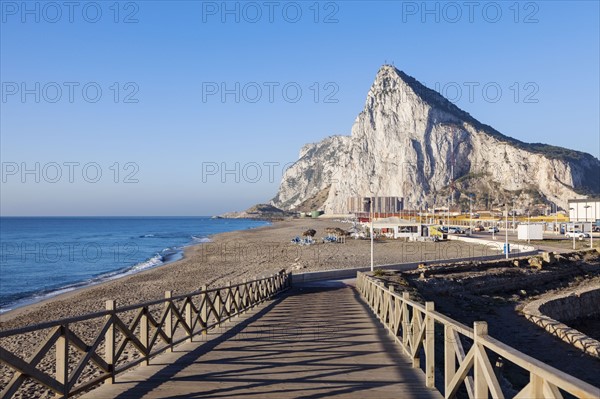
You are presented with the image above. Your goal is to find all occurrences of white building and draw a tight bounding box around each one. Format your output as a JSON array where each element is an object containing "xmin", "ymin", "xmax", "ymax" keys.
[
  {"xmin": 517, "ymin": 224, "xmax": 544, "ymax": 240},
  {"xmin": 568, "ymin": 198, "xmax": 600, "ymax": 222},
  {"xmin": 368, "ymin": 217, "xmax": 424, "ymax": 239}
]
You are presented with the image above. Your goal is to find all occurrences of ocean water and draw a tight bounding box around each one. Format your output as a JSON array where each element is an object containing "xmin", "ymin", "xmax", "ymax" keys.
[{"xmin": 0, "ymin": 217, "xmax": 270, "ymax": 312}]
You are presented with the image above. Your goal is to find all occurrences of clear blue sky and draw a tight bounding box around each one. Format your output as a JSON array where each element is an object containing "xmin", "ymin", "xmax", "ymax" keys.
[{"xmin": 1, "ymin": 0, "xmax": 598, "ymax": 216}]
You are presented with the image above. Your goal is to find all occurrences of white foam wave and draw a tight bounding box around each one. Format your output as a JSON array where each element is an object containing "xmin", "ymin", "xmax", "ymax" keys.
[
  {"xmin": 191, "ymin": 236, "xmax": 211, "ymax": 243},
  {"xmin": 130, "ymin": 253, "xmax": 164, "ymax": 272}
]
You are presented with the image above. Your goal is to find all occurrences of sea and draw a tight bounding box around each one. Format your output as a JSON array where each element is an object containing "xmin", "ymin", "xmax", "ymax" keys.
[{"xmin": 0, "ymin": 217, "xmax": 270, "ymax": 313}]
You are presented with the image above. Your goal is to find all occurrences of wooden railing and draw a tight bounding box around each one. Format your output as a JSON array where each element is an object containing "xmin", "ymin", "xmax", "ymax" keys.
[
  {"xmin": 356, "ymin": 272, "xmax": 600, "ymax": 399},
  {"xmin": 0, "ymin": 272, "xmax": 290, "ymax": 398}
]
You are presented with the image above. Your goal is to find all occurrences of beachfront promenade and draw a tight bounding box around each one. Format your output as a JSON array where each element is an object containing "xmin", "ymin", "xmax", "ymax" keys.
[
  {"xmin": 82, "ymin": 280, "xmax": 441, "ymax": 399},
  {"xmin": 2, "ymin": 270, "xmax": 599, "ymax": 398}
]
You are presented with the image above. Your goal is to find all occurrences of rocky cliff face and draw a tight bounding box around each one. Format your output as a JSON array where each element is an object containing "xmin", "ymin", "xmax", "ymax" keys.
[{"xmin": 271, "ymin": 65, "xmax": 600, "ymax": 213}]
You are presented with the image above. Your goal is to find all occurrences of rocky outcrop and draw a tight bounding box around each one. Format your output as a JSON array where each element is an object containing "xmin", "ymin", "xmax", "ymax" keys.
[
  {"xmin": 272, "ymin": 65, "xmax": 600, "ymax": 213},
  {"xmin": 216, "ymin": 203, "xmax": 294, "ymax": 220}
]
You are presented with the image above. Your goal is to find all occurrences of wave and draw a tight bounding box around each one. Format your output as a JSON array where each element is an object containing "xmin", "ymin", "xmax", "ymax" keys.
[
  {"xmin": 0, "ymin": 219, "xmax": 269, "ymax": 314},
  {"xmin": 0, "ymin": 246, "xmax": 185, "ymax": 313},
  {"xmin": 191, "ymin": 235, "xmax": 211, "ymax": 243}
]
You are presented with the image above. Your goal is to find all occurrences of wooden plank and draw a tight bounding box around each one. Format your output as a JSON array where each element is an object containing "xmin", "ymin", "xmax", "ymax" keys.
[
  {"xmin": 164, "ymin": 291, "xmax": 173, "ymax": 352},
  {"xmin": 444, "ymin": 325, "xmax": 456, "ymax": 397},
  {"xmin": 475, "ymin": 344, "xmax": 504, "ymax": 399},
  {"xmin": 451, "ymin": 329, "xmax": 474, "ymax": 399},
  {"xmin": 425, "ymin": 302, "xmax": 435, "ymax": 388},
  {"xmin": 67, "ymin": 323, "xmax": 110, "ymax": 372},
  {"xmin": 445, "ymin": 346, "xmax": 475, "ymax": 399},
  {"xmin": 514, "ymin": 382, "xmax": 533, "ymax": 399},
  {"xmin": 0, "ymin": 347, "xmax": 62, "ymax": 394},
  {"xmin": 104, "ymin": 301, "xmax": 115, "ymax": 385},
  {"xmin": 140, "ymin": 308, "xmax": 149, "ymax": 365},
  {"xmin": 1, "ymin": 326, "xmax": 62, "ymax": 398},
  {"xmin": 473, "ymin": 322, "xmax": 489, "ymax": 399}
]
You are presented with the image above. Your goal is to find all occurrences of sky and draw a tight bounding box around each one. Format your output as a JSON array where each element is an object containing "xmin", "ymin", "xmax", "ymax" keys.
[{"xmin": 1, "ymin": 0, "xmax": 599, "ymax": 216}]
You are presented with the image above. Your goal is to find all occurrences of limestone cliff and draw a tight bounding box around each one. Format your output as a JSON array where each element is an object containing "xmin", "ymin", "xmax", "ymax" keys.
[{"xmin": 271, "ymin": 65, "xmax": 599, "ymax": 213}]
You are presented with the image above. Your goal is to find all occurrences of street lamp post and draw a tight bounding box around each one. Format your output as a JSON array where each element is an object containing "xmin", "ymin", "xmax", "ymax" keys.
[
  {"xmin": 527, "ymin": 211, "xmax": 530, "ymax": 244},
  {"xmin": 505, "ymin": 202, "xmax": 509, "ymax": 259},
  {"xmin": 585, "ymin": 204, "xmax": 592, "ymax": 249},
  {"xmin": 469, "ymin": 195, "xmax": 473, "ymax": 236},
  {"xmin": 512, "ymin": 198, "xmax": 516, "ymax": 232},
  {"xmin": 569, "ymin": 207, "xmax": 576, "ymax": 250},
  {"xmin": 370, "ymin": 197, "xmax": 374, "ymax": 271},
  {"xmin": 446, "ymin": 198, "xmax": 450, "ymax": 229}
]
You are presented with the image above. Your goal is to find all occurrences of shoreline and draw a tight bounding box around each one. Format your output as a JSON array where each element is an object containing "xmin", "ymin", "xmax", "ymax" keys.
[
  {"xmin": 0, "ymin": 218, "xmax": 501, "ymax": 331},
  {"xmin": 0, "ymin": 219, "xmax": 276, "ymax": 323}
]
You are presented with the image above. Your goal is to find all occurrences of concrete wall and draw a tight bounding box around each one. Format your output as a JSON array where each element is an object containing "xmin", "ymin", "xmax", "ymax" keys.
[
  {"xmin": 447, "ymin": 235, "xmax": 537, "ymax": 253},
  {"xmin": 523, "ymin": 287, "xmax": 600, "ymax": 359},
  {"xmin": 539, "ymin": 288, "xmax": 600, "ymax": 321}
]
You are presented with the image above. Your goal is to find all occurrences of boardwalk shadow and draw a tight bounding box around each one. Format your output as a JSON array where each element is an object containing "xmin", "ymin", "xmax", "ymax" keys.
[{"xmin": 110, "ymin": 282, "xmax": 441, "ymax": 399}]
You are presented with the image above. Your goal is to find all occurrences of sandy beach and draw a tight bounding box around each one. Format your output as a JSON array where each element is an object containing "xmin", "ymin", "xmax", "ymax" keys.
[
  {"xmin": 0, "ymin": 218, "xmax": 498, "ymax": 398},
  {"xmin": 0, "ymin": 218, "xmax": 497, "ymax": 329}
]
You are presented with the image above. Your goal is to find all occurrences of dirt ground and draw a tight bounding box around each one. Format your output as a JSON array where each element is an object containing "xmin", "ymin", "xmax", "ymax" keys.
[{"xmin": 371, "ymin": 250, "xmax": 600, "ymax": 390}]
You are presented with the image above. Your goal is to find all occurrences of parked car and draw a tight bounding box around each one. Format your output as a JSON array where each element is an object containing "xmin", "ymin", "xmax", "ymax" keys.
[
  {"xmin": 593, "ymin": 226, "xmax": 600, "ymax": 232},
  {"xmin": 487, "ymin": 226, "xmax": 499, "ymax": 233},
  {"xmin": 474, "ymin": 225, "xmax": 485, "ymax": 232},
  {"xmin": 448, "ymin": 227, "xmax": 465, "ymax": 234},
  {"xmin": 565, "ymin": 231, "xmax": 590, "ymax": 239}
]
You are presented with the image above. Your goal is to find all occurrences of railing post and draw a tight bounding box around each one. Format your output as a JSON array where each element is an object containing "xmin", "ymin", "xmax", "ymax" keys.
[
  {"xmin": 200, "ymin": 285, "xmax": 208, "ymax": 335},
  {"xmin": 226, "ymin": 281, "xmax": 232, "ymax": 316},
  {"xmin": 164, "ymin": 291, "xmax": 173, "ymax": 351},
  {"xmin": 216, "ymin": 290, "xmax": 222, "ymax": 327},
  {"xmin": 474, "ymin": 321, "xmax": 489, "ymax": 399},
  {"xmin": 530, "ymin": 374, "xmax": 544, "ymax": 398},
  {"xmin": 140, "ymin": 308, "xmax": 149, "ymax": 364},
  {"xmin": 444, "ymin": 324, "xmax": 456, "ymax": 396},
  {"xmin": 241, "ymin": 279, "xmax": 248, "ymax": 312},
  {"xmin": 105, "ymin": 300, "xmax": 116, "ymax": 384},
  {"xmin": 388, "ymin": 285, "xmax": 395, "ymax": 331},
  {"xmin": 234, "ymin": 283, "xmax": 241, "ymax": 317},
  {"xmin": 402, "ymin": 292, "xmax": 410, "ymax": 349},
  {"xmin": 425, "ymin": 301, "xmax": 435, "ymax": 388},
  {"xmin": 185, "ymin": 296, "xmax": 193, "ymax": 342},
  {"xmin": 55, "ymin": 325, "xmax": 68, "ymax": 397}
]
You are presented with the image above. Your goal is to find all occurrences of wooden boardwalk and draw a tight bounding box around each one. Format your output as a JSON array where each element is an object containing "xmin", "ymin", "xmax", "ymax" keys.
[{"xmin": 82, "ymin": 280, "xmax": 442, "ymax": 399}]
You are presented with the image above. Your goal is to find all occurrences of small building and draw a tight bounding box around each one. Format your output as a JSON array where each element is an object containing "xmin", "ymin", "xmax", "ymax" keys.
[
  {"xmin": 367, "ymin": 217, "xmax": 424, "ymax": 239},
  {"xmin": 347, "ymin": 196, "xmax": 404, "ymax": 214},
  {"xmin": 517, "ymin": 224, "xmax": 544, "ymax": 240},
  {"xmin": 568, "ymin": 198, "xmax": 600, "ymax": 223}
]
